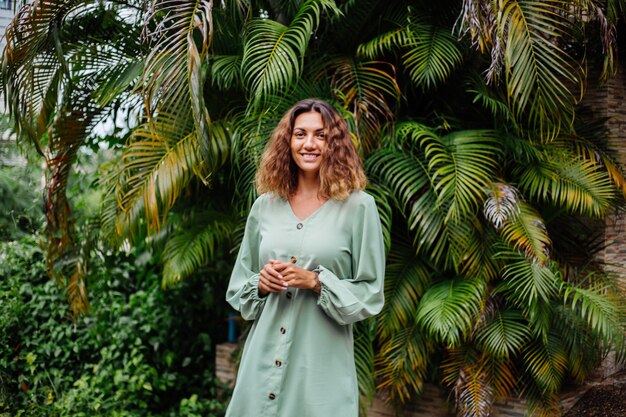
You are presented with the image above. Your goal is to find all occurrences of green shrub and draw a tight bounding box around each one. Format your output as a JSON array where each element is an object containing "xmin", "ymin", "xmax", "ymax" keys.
[{"xmin": 0, "ymin": 236, "xmax": 229, "ymax": 416}]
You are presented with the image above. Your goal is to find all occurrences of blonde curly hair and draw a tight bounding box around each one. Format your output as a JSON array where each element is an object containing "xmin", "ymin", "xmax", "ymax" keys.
[{"xmin": 256, "ymin": 99, "xmax": 367, "ymax": 200}]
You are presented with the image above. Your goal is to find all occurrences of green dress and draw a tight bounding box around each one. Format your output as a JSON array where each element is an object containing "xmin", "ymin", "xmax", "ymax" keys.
[{"xmin": 225, "ymin": 190, "xmax": 385, "ymax": 417}]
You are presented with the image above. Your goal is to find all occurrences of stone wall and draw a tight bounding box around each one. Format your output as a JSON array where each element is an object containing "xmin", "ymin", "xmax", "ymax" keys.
[{"xmin": 585, "ymin": 63, "xmax": 626, "ymax": 280}]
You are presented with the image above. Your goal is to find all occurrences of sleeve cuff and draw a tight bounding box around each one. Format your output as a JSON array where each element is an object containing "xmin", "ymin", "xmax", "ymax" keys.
[{"xmin": 242, "ymin": 274, "xmax": 266, "ymax": 302}]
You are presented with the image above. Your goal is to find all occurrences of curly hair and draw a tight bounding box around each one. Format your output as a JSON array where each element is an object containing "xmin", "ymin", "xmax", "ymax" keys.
[{"xmin": 255, "ymin": 99, "xmax": 367, "ymax": 200}]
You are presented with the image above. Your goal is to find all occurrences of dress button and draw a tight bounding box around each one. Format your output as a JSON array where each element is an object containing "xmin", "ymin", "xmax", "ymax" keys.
[
  {"xmin": 290, "ymin": 256, "xmax": 297, "ymax": 263},
  {"xmin": 269, "ymin": 392, "xmax": 276, "ymax": 400},
  {"xmin": 296, "ymin": 223, "xmax": 303, "ymax": 230},
  {"xmin": 280, "ymin": 326, "xmax": 286, "ymax": 334},
  {"xmin": 286, "ymin": 292, "xmax": 293, "ymax": 299},
  {"xmin": 275, "ymin": 360, "xmax": 282, "ymax": 367}
]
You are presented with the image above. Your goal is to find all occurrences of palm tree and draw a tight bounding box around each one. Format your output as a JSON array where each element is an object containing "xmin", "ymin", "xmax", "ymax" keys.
[{"xmin": 2, "ymin": 0, "xmax": 625, "ymax": 416}]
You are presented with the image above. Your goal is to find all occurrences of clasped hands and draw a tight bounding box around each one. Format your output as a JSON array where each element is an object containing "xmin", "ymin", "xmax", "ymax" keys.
[{"xmin": 258, "ymin": 259, "xmax": 320, "ymax": 296}]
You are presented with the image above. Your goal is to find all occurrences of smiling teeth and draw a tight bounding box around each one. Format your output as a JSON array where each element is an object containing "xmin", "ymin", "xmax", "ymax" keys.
[{"xmin": 302, "ymin": 154, "xmax": 318, "ymax": 160}]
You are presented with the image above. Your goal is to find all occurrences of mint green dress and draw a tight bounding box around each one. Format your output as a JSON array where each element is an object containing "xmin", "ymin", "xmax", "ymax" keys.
[{"xmin": 225, "ymin": 190, "xmax": 385, "ymax": 417}]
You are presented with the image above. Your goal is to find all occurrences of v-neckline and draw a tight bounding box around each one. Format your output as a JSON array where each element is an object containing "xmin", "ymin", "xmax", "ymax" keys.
[{"xmin": 287, "ymin": 198, "xmax": 331, "ymax": 222}]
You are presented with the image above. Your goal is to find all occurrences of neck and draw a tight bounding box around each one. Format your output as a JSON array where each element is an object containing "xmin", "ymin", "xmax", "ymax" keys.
[{"xmin": 296, "ymin": 172, "xmax": 321, "ymax": 198}]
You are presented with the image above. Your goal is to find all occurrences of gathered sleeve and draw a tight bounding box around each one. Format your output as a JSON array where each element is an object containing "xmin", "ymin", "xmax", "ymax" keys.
[
  {"xmin": 226, "ymin": 198, "xmax": 266, "ymax": 321},
  {"xmin": 316, "ymin": 196, "xmax": 385, "ymax": 325}
]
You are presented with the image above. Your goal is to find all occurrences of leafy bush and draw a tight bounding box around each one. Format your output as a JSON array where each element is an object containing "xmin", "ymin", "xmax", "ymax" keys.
[{"xmin": 0, "ymin": 236, "xmax": 229, "ymax": 416}]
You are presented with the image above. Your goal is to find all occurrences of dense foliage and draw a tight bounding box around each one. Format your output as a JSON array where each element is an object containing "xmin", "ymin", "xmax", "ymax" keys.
[
  {"xmin": 2, "ymin": 0, "xmax": 626, "ymax": 416},
  {"xmin": 0, "ymin": 235, "xmax": 230, "ymax": 416}
]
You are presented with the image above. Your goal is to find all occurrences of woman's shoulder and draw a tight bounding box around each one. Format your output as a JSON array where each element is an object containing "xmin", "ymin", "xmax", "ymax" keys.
[
  {"xmin": 341, "ymin": 190, "xmax": 376, "ymax": 208},
  {"xmin": 251, "ymin": 192, "xmax": 287, "ymax": 210}
]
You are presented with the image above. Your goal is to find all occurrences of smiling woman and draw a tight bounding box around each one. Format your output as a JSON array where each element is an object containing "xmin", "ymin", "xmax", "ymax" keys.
[{"xmin": 225, "ymin": 99, "xmax": 386, "ymax": 417}]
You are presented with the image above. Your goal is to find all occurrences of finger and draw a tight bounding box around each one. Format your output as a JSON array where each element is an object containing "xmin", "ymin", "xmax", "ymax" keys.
[
  {"xmin": 261, "ymin": 269, "xmax": 281, "ymax": 285},
  {"xmin": 271, "ymin": 261, "xmax": 289, "ymax": 273},
  {"xmin": 260, "ymin": 275, "xmax": 284, "ymax": 292},
  {"xmin": 263, "ymin": 264, "xmax": 283, "ymax": 279},
  {"xmin": 261, "ymin": 270, "xmax": 287, "ymax": 290}
]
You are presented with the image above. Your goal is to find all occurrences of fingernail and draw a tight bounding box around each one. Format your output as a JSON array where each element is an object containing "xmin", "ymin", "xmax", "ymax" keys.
[
  {"xmin": 278, "ymin": 274, "xmax": 283, "ymax": 279},
  {"xmin": 283, "ymin": 282, "xmax": 288, "ymax": 287}
]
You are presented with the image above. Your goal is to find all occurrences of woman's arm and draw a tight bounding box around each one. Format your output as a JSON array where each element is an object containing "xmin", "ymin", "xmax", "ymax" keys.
[
  {"xmin": 316, "ymin": 195, "xmax": 386, "ymax": 325},
  {"xmin": 225, "ymin": 198, "xmax": 267, "ymax": 321}
]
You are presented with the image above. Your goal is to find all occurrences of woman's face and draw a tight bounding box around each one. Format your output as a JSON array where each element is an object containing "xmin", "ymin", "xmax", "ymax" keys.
[{"xmin": 290, "ymin": 111, "xmax": 327, "ymax": 177}]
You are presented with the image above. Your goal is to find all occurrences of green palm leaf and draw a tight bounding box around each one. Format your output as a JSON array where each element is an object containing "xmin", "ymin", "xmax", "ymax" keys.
[
  {"xmin": 459, "ymin": 0, "xmax": 582, "ymax": 136},
  {"xmin": 358, "ymin": 18, "xmax": 462, "ymax": 91},
  {"xmin": 497, "ymin": 255, "xmax": 558, "ymax": 308},
  {"xmin": 365, "ymin": 141, "xmax": 449, "ymax": 264},
  {"xmin": 476, "ymin": 310, "xmax": 532, "ymax": 359},
  {"xmin": 552, "ymin": 305, "xmax": 603, "ymax": 383},
  {"xmin": 516, "ymin": 155, "xmax": 615, "ymax": 217},
  {"xmin": 162, "ymin": 213, "xmax": 236, "ymax": 287},
  {"xmin": 329, "ymin": 58, "xmax": 399, "ymax": 151},
  {"xmin": 241, "ymin": 0, "xmax": 338, "ymax": 103},
  {"xmin": 364, "ymin": 183, "xmax": 393, "ymax": 252},
  {"xmin": 499, "ymin": 200, "xmax": 551, "ymax": 265},
  {"xmin": 353, "ymin": 319, "xmax": 377, "ymax": 404},
  {"xmin": 416, "ymin": 278, "xmax": 486, "ymax": 346},
  {"xmin": 378, "ymin": 230, "xmax": 431, "ymax": 337},
  {"xmin": 502, "ymin": 0, "xmax": 581, "ymax": 133},
  {"xmin": 142, "ymin": 0, "xmax": 214, "ymax": 160},
  {"xmin": 561, "ymin": 280, "xmax": 623, "ymax": 346},
  {"xmin": 522, "ymin": 333, "xmax": 568, "ymax": 394},
  {"xmin": 420, "ymin": 127, "xmax": 501, "ymax": 222},
  {"xmin": 115, "ymin": 117, "xmax": 230, "ymax": 235},
  {"xmin": 375, "ymin": 322, "xmax": 430, "ymax": 403}
]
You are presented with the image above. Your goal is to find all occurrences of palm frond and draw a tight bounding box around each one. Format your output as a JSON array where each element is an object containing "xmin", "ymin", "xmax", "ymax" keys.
[
  {"xmin": 476, "ymin": 310, "xmax": 533, "ymax": 359},
  {"xmin": 484, "ymin": 183, "xmax": 521, "ymax": 230},
  {"xmin": 358, "ymin": 19, "xmax": 462, "ymax": 91},
  {"xmin": 162, "ymin": 212, "xmax": 236, "ymax": 287},
  {"xmin": 364, "ymin": 183, "xmax": 393, "ymax": 253},
  {"xmin": 458, "ymin": 0, "xmax": 582, "ymax": 136},
  {"xmin": 329, "ymin": 58, "xmax": 399, "ymax": 152},
  {"xmin": 551, "ymin": 305, "xmax": 603, "ymax": 383},
  {"xmin": 209, "ymin": 54, "xmax": 243, "ymax": 91},
  {"xmin": 522, "ymin": 333, "xmax": 568, "ymax": 394},
  {"xmin": 115, "ymin": 115, "xmax": 231, "ymax": 236},
  {"xmin": 416, "ymin": 278, "xmax": 486, "ymax": 346},
  {"xmin": 456, "ymin": 220, "xmax": 501, "ymax": 282},
  {"xmin": 497, "ymin": 255, "xmax": 558, "ymax": 308},
  {"xmin": 378, "ymin": 230, "xmax": 431, "ymax": 337},
  {"xmin": 515, "ymin": 155, "xmax": 615, "ymax": 218},
  {"xmin": 422, "ymin": 128, "xmax": 501, "ymax": 223},
  {"xmin": 499, "ymin": 200, "xmax": 551, "ymax": 265},
  {"xmin": 567, "ymin": 134, "xmax": 626, "ymax": 200},
  {"xmin": 353, "ymin": 319, "xmax": 377, "ymax": 404},
  {"xmin": 466, "ymin": 75, "xmax": 515, "ymax": 123},
  {"xmin": 241, "ymin": 0, "xmax": 339, "ymax": 104},
  {"xmin": 561, "ymin": 280, "xmax": 624, "ymax": 348},
  {"xmin": 142, "ymin": 0, "xmax": 214, "ymax": 160},
  {"xmin": 375, "ymin": 321, "xmax": 430, "ymax": 403},
  {"xmin": 365, "ymin": 140, "xmax": 449, "ymax": 265},
  {"xmin": 454, "ymin": 363, "xmax": 494, "ymax": 417}
]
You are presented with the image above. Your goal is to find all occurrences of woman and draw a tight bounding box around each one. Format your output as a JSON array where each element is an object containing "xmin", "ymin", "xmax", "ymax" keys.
[{"xmin": 225, "ymin": 98, "xmax": 385, "ymax": 417}]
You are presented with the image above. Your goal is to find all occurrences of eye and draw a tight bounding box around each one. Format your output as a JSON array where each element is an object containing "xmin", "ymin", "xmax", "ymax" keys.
[{"xmin": 316, "ymin": 132, "xmax": 326, "ymax": 139}]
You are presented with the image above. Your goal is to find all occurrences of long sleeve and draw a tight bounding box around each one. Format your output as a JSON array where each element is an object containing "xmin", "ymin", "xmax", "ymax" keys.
[
  {"xmin": 226, "ymin": 197, "xmax": 266, "ymax": 321},
  {"xmin": 316, "ymin": 195, "xmax": 385, "ymax": 325}
]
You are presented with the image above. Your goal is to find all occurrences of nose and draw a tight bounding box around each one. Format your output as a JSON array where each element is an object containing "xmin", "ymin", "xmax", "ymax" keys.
[{"xmin": 303, "ymin": 134, "xmax": 316, "ymax": 148}]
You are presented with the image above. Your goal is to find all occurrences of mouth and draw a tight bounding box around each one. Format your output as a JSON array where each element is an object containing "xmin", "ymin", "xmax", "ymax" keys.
[{"xmin": 300, "ymin": 153, "xmax": 320, "ymax": 161}]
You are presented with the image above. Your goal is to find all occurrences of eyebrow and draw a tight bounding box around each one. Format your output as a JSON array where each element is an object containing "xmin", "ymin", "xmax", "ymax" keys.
[{"xmin": 293, "ymin": 127, "xmax": 325, "ymax": 132}]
